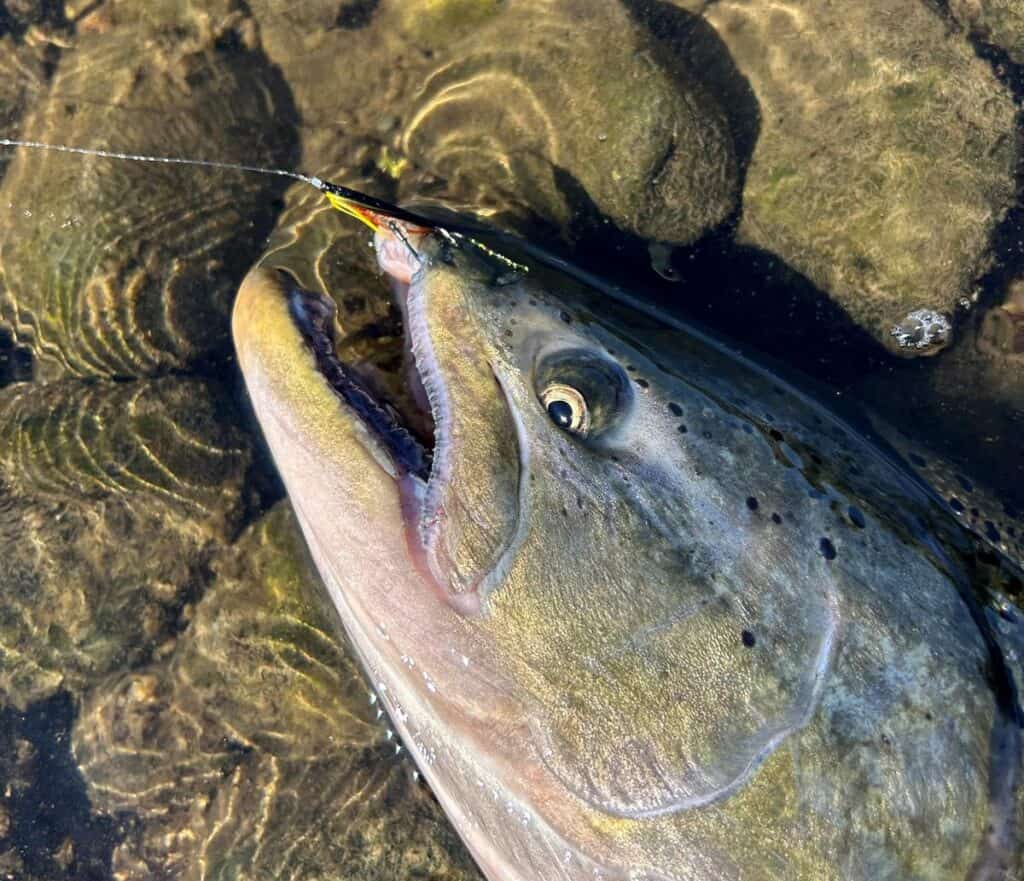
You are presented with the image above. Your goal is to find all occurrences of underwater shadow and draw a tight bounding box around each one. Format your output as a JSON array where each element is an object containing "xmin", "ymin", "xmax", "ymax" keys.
[
  {"xmin": 621, "ymin": 0, "xmax": 762, "ymax": 195},
  {"xmin": 549, "ymin": 161, "xmax": 894, "ymax": 391}
]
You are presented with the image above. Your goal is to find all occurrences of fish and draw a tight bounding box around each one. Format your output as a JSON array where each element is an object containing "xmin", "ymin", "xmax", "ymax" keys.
[
  {"xmin": 233, "ymin": 212, "xmax": 1023, "ymax": 881},
  {"xmin": 5, "ymin": 134, "xmax": 1017, "ymax": 880}
]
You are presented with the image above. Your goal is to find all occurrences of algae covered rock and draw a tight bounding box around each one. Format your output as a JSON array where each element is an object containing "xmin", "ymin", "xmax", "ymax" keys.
[
  {"xmin": 73, "ymin": 504, "xmax": 481, "ymax": 881},
  {"xmin": 398, "ymin": 0, "xmax": 739, "ymax": 244},
  {"xmin": 250, "ymin": 0, "xmax": 739, "ymax": 246},
  {"xmin": 0, "ymin": 5, "xmax": 294, "ymax": 380},
  {"xmin": 0, "ymin": 34, "xmax": 47, "ymax": 183},
  {"xmin": 0, "ymin": 377, "xmax": 253, "ymax": 710},
  {"xmin": 700, "ymin": 0, "xmax": 1017, "ymax": 354},
  {"xmin": 950, "ymin": 0, "xmax": 1024, "ymax": 63},
  {"xmin": 979, "ymin": 277, "xmax": 1024, "ymax": 359}
]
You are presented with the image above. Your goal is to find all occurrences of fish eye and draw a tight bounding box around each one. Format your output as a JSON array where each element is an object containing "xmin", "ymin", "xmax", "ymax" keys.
[
  {"xmin": 534, "ymin": 349, "xmax": 632, "ymax": 439},
  {"xmin": 541, "ymin": 383, "xmax": 590, "ymax": 435}
]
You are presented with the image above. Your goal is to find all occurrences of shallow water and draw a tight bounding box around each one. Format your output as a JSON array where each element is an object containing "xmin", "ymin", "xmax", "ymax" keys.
[{"xmin": 0, "ymin": 1, "xmax": 1021, "ymax": 878}]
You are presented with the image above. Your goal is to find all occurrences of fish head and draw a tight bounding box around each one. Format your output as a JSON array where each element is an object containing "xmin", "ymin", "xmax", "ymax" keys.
[{"xmin": 233, "ymin": 221, "xmax": 840, "ymax": 876}]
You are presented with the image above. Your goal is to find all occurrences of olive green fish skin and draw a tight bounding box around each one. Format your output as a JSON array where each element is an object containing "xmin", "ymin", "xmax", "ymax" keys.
[{"xmin": 234, "ymin": 233, "xmax": 1021, "ymax": 880}]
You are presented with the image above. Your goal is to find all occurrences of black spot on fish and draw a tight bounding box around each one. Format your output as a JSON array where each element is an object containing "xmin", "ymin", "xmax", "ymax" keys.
[
  {"xmin": 847, "ymin": 506, "xmax": 866, "ymax": 528},
  {"xmin": 335, "ymin": 0, "xmax": 379, "ymax": 30},
  {"xmin": 950, "ymin": 497, "xmax": 965, "ymax": 514},
  {"xmin": 771, "ymin": 512, "xmax": 782, "ymax": 524},
  {"xmin": 984, "ymin": 521, "xmax": 1001, "ymax": 544},
  {"xmin": 560, "ymin": 311, "xmax": 573, "ymax": 324},
  {"xmin": 956, "ymin": 474, "xmax": 974, "ymax": 493},
  {"xmin": 677, "ymin": 424, "xmax": 688, "ymax": 434},
  {"xmin": 908, "ymin": 452, "xmax": 927, "ymax": 468},
  {"xmin": 810, "ymin": 453, "xmax": 823, "ymax": 466},
  {"xmin": 626, "ymin": 364, "xmax": 636, "ymax": 372},
  {"xmin": 668, "ymin": 402, "xmax": 683, "ymax": 417},
  {"xmin": 819, "ymin": 538, "xmax": 837, "ymax": 560},
  {"xmin": 561, "ymin": 506, "xmax": 569, "ymax": 518},
  {"xmin": 977, "ymin": 548, "xmax": 1001, "ymax": 566},
  {"xmin": 635, "ymin": 378, "xmax": 649, "ymax": 389},
  {"xmin": 529, "ymin": 298, "xmax": 538, "ymax": 306},
  {"xmin": 741, "ymin": 630, "xmax": 757, "ymax": 648},
  {"xmin": 746, "ymin": 497, "xmax": 759, "ymax": 511},
  {"xmin": 769, "ymin": 428, "xmax": 784, "ymax": 442}
]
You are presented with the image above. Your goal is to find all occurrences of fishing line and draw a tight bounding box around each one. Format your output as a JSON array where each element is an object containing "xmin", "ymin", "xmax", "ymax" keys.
[
  {"xmin": 0, "ymin": 136, "xmax": 531, "ymax": 273},
  {"xmin": 0, "ymin": 136, "xmax": 435, "ymax": 230},
  {"xmin": 0, "ymin": 136, "xmax": 317, "ymax": 186}
]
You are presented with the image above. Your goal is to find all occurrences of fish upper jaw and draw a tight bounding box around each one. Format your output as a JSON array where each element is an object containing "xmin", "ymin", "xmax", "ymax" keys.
[{"xmin": 374, "ymin": 226, "xmax": 527, "ymax": 614}]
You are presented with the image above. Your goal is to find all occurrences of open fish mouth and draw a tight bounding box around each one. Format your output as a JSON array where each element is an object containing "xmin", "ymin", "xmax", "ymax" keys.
[
  {"xmin": 237, "ymin": 208, "xmax": 524, "ymax": 621},
  {"xmin": 284, "ymin": 278, "xmax": 435, "ymax": 482},
  {"xmin": 273, "ymin": 212, "xmax": 452, "ymax": 490}
]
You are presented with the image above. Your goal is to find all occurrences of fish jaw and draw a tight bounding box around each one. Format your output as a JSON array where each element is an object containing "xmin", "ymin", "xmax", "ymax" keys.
[
  {"xmin": 231, "ymin": 265, "xmax": 495, "ymax": 654},
  {"xmin": 231, "ymin": 266, "xmax": 609, "ymax": 881}
]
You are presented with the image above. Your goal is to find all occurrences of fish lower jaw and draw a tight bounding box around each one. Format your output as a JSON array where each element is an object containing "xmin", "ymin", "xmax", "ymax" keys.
[{"xmin": 397, "ymin": 475, "xmax": 484, "ymax": 618}]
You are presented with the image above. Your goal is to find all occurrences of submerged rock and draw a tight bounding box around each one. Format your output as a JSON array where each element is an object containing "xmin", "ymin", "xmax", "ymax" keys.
[
  {"xmin": 949, "ymin": 0, "xmax": 1024, "ymax": 62},
  {"xmin": 398, "ymin": 0, "xmax": 739, "ymax": 244},
  {"xmin": 252, "ymin": 0, "xmax": 739, "ymax": 246},
  {"xmin": 0, "ymin": 378, "xmax": 252, "ymax": 710},
  {"xmin": 697, "ymin": 0, "xmax": 1017, "ymax": 354},
  {"xmin": 0, "ymin": 35, "xmax": 47, "ymax": 184},
  {"xmin": 979, "ymin": 277, "xmax": 1024, "ymax": 358},
  {"xmin": 0, "ymin": 6, "xmax": 294, "ymax": 380},
  {"xmin": 73, "ymin": 504, "xmax": 481, "ymax": 881}
]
